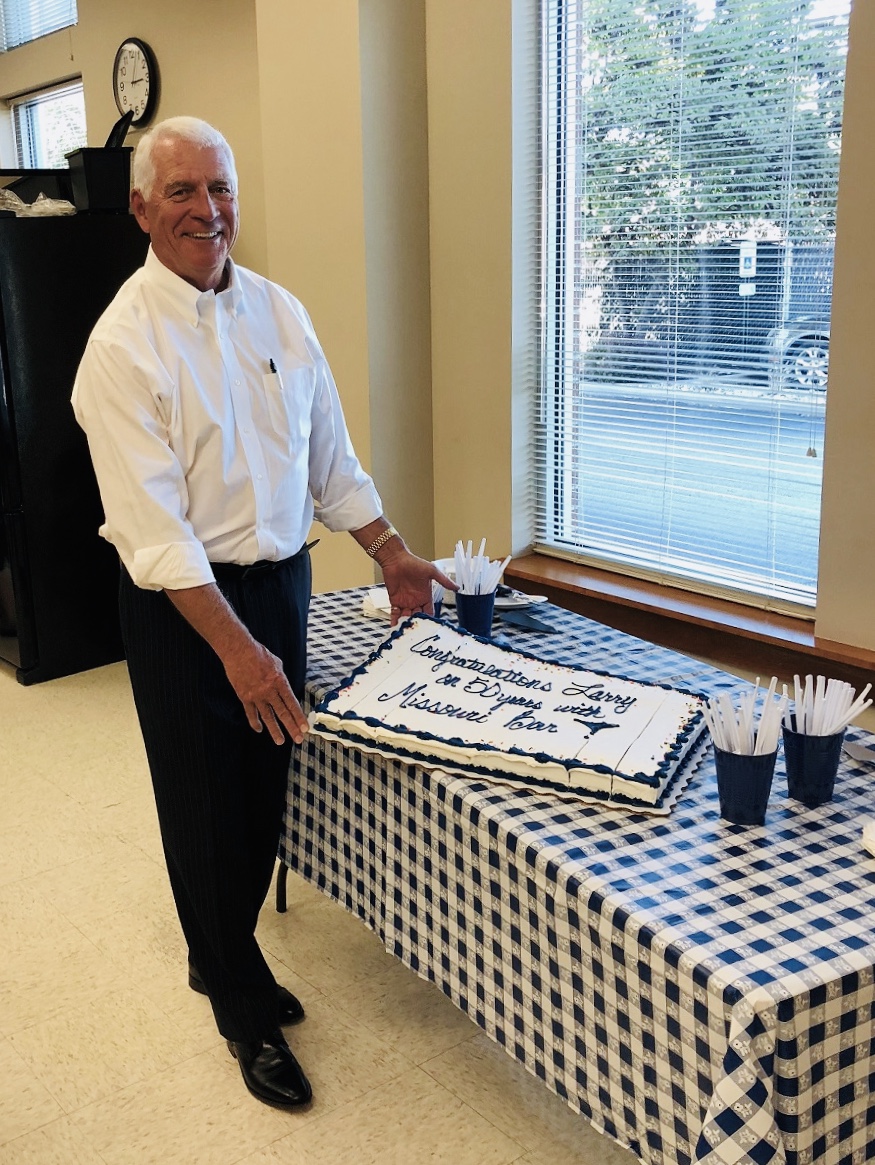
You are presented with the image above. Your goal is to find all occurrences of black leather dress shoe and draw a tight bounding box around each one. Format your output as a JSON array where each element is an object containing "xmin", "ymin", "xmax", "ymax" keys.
[
  {"xmin": 228, "ymin": 1031, "xmax": 312, "ymax": 1109},
  {"xmin": 187, "ymin": 964, "xmax": 305, "ymax": 1025}
]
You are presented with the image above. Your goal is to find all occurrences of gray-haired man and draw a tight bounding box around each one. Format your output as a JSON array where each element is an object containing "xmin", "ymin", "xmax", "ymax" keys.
[{"xmin": 73, "ymin": 116, "xmax": 452, "ymax": 1109}]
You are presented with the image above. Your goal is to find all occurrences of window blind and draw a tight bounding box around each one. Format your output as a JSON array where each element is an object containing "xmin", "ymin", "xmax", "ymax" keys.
[
  {"xmin": 536, "ymin": 0, "xmax": 850, "ymax": 611},
  {"xmin": 11, "ymin": 79, "xmax": 85, "ymax": 167},
  {"xmin": 0, "ymin": 0, "xmax": 77, "ymax": 51}
]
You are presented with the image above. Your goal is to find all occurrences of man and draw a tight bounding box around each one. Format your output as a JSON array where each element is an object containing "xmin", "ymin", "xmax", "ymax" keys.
[{"xmin": 72, "ymin": 116, "xmax": 452, "ymax": 1110}]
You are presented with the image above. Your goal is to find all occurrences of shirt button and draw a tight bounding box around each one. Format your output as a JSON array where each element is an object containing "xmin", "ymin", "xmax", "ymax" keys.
[
  {"xmin": 243, "ymin": 428, "xmax": 251, "ymax": 435},
  {"xmin": 257, "ymin": 474, "xmax": 263, "ymax": 480},
  {"xmin": 235, "ymin": 378, "xmax": 241, "ymax": 386}
]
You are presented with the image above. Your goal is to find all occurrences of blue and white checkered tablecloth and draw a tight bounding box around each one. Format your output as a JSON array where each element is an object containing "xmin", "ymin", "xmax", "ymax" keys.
[{"xmin": 280, "ymin": 589, "xmax": 875, "ymax": 1165}]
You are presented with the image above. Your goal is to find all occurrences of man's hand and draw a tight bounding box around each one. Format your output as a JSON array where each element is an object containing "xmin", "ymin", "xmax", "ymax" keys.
[
  {"xmin": 221, "ymin": 637, "xmax": 309, "ymax": 745},
  {"xmin": 165, "ymin": 582, "xmax": 309, "ymax": 745},
  {"xmin": 350, "ymin": 518, "xmax": 458, "ymax": 625},
  {"xmin": 379, "ymin": 546, "xmax": 457, "ymax": 626}
]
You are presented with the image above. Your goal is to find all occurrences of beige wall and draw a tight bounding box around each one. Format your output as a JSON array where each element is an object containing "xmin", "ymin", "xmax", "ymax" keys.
[
  {"xmin": 426, "ymin": 0, "xmax": 515, "ymax": 563},
  {"xmin": 2, "ymin": 1, "xmax": 875, "ymax": 650},
  {"xmin": 359, "ymin": 0, "xmax": 435, "ymax": 562},
  {"xmin": 255, "ymin": 0, "xmax": 374, "ymax": 594},
  {"xmin": 255, "ymin": 0, "xmax": 436, "ymax": 594}
]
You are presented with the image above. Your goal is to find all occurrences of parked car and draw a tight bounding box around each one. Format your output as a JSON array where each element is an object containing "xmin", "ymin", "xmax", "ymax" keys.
[
  {"xmin": 579, "ymin": 242, "xmax": 834, "ymax": 389},
  {"xmin": 767, "ymin": 318, "xmax": 830, "ymax": 391}
]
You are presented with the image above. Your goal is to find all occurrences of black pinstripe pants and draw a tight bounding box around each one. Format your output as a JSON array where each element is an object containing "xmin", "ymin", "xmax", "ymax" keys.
[{"xmin": 119, "ymin": 549, "xmax": 310, "ymax": 1042}]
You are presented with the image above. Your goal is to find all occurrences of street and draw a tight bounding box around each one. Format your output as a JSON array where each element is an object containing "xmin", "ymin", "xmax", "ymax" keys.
[{"xmin": 565, "ymin": 380, "xmax": 826, "ymax": 600}]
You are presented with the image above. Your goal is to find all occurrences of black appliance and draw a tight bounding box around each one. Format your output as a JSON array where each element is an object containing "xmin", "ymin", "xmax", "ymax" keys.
[{"xmin": 0, "ymin": 214, "xmax": 149, "ymax": 683}]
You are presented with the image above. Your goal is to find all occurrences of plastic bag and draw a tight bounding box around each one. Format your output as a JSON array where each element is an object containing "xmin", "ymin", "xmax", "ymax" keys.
[
  {"xmin": 0, "ymin": 189, "xmax": 76, "ymax": 216},
  {"xmin": 17, "ymin": 192, "xmax": 76, "ymax": 217}
]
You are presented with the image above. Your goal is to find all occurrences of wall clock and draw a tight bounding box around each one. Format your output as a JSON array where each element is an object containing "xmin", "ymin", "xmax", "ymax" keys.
[{"xmin": 112, "ymin": 38, "xmax": 159, "ymax": 127}]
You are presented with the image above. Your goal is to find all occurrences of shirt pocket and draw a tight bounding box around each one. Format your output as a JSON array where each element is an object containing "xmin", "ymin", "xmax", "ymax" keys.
[{"xmin": 262, "ymin": 364, "xmax": 314, "ymax": 448}]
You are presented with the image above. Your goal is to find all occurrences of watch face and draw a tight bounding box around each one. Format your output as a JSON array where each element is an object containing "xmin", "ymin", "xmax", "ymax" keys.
[{"xmin": 113, "ymin": 39, "xmax": 157, "ymax": 126}]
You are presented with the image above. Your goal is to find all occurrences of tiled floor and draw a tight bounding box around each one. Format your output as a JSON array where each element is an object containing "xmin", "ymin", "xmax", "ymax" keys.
[{"xmin": 0, "ymin": 658, "xmax": 640, "ymax": 1165}]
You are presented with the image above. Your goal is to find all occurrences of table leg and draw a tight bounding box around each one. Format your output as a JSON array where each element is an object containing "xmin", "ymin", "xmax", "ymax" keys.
[{"xmin": 275, "ymin": 861, "xmax": 288, "ymax": 913}]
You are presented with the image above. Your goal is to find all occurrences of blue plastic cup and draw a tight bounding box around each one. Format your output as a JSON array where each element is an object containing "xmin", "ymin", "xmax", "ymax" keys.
[
  {"xmin": 782, "ymin": 722, "xmax": 844, "ymax": 808},
  {"xmin": 713, "ymin": 745, "xmax": 777, "ymax": 825},
  {"xmin": 455, "ymin": 590, "xmax": 496, "ymax": 638}
]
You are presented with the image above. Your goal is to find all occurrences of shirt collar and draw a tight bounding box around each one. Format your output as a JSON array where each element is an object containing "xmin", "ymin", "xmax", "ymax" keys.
[{"xmin": 142, "ymin": 247, "xmax": 243, "ymax": 326}]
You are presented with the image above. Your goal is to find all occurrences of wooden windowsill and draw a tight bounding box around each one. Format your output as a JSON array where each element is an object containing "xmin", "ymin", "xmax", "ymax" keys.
[{"xmin": 504, "ymin": 553, "xmax": 875, "ymax": 685}]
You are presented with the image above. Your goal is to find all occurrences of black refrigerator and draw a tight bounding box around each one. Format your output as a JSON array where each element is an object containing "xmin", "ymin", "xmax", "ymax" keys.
[{"xmin": 0, "ymin": 213, "xmax": 149, "ymax": 684}]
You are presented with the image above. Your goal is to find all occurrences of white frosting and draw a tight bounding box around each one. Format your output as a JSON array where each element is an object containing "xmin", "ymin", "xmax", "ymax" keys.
[{"xmin": 310, "ymin": 618, "xmax": 705, "ymax": 806}]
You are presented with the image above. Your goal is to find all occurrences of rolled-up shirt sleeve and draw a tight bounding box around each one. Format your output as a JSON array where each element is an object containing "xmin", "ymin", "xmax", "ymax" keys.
[{"xmin": 72, "ymin": 337, "xmax": 214, "ymax": 591}]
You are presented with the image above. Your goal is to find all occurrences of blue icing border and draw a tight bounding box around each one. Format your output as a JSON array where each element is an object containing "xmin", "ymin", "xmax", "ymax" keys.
[
  {"xmin": 314, "ymin": 614, "xmax": 706, "ymax": 796},
  {"xmin": 318, "ymin": 721, "xmax": 702, "ymax": 810}
]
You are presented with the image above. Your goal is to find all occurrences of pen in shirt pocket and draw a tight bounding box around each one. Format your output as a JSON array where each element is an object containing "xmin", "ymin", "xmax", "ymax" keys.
[{"xmin": 266, "ymin": 357, "xmax": 284, "ymax": 392}]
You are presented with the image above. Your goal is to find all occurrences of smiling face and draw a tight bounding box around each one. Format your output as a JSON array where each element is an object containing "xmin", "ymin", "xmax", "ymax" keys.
[{"xmin": 130, "ymin": 137, "xmax": 239, "ymax": 293}]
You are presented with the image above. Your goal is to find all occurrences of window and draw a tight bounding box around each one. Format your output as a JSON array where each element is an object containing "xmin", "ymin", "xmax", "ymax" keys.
[
  {"xmin": 10, "ymin": 80, "xmax": 86, "ymax": 168},
  {"xmin": 537, "ymin": 0, "xmax": 851, "ymax": 610},
  {"xmin": 0, "ymin": 0, "xmax": 77, "ymax": 51}
]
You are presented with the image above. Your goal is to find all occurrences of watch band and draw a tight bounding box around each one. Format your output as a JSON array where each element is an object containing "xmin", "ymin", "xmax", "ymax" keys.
[{"xmin": 365, "ymin": 525, "xmax": 399, "ymax": 558}]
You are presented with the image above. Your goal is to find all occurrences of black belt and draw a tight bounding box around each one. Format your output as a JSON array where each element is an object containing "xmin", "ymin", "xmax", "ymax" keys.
[{"xmin": 210, "ymin": 540, "xmax": 317, "ymax": 583}]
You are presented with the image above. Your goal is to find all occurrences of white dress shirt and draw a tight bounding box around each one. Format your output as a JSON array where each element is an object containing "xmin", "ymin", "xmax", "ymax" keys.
[{"xmin": 73, "ymin": 248, "xmax": 383, "ymax": 591}]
